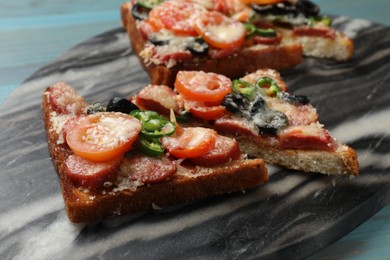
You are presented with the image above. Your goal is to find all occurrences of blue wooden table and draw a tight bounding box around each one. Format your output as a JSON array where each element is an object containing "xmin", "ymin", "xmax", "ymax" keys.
[{"xmin": 0, "ymin": 1, "xmax": 389, "ymax": 259}]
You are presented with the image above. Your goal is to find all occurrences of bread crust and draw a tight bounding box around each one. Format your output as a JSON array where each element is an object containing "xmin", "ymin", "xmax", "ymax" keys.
[
  {"xmin": 229, "ymin": 134, "xmax": 359, "ymax": 176},
  {"xmin": 279, "ymin": 28, "xmax": 354, "ymax": 61},
  {"xmin": 41, "ymin": 87, "xmax": 268, "ymax": 223},
  {"xmin": 121, "ymin": 3, "xmax": 303, "ymax": 86}
]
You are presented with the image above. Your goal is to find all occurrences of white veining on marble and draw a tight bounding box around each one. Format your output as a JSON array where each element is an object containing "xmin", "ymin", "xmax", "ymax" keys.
[
  {"xmin": 358, "ymin": 149, "xmax": 390, "ymax": 169},
  {"xmin": 4, "ymin": 174, "xmax": 313, "ymax": 259},
  {"xmin": 0, "ymin": 194, "xmax": 63, "ymax": 235},
  {"xmin": 333, "ymin": 16, "xmax": 372, "ymax": 38},
  {"xmin": 330, "ymin": 108, "xmax": 390, "ymax": 143}
]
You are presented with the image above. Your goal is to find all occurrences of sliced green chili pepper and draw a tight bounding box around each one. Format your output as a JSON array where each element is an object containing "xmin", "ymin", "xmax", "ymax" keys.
[
  {"xmin": 307, "ymin": 16, "xmax": 332, "ymax": 27},
  {"xmin": 256, "ymin": 28, "xmax": 277, "ymax": 37},
  {"xmin": 130, "ymin": 110, "xmax": 160, "ymax": 122},
  {"xmin": 141, "ymin": 118, "xmax": 176, "ymax": 138},
  {"xmin": 244, "ymin": 23, "xmax": 277, "ymax": 38},
  {"xmin": 244, "ymin": 23, "xmax": 257, "ymax": 36},
  {"xmin": 320, "ymin": 16, "xmax": 332, "ymax": 26},
  {"xmin": 137, "ymin": 0, "xmax": 163, "ymax": 9},
  {"xmin": 256, "ymin": 77, "xmax": 280, "ymax": 96},
  {"xmin": 232, "ymin": 79, "xmax": 256, "ymax": 99},
  {"xmin": 139, "ymin": 136, "xmax": 164, "ymax": 157},
  {"xmin": 131, "ymin": 110, "xmax": 176, "ymax": 137}
]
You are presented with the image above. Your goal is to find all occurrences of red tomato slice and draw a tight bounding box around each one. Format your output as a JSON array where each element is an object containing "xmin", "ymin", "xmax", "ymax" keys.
[
  {"xmin": 161, "ymin": 127, "xmax": 217, "ymax": 158},
  {"xmin": 148, "ymin": 1, "xmax": 206, "ymax": 36},
  {"xmin": 189, "ymin": 135, "xmax": 241, "ymax": 166},
  {"xmin": 175, "ymin": 71, "xmax": 232, "ymax": 103},
  {"xmin": 64, "ymin": 154, "xmax": 120, "ymax": 189},
  {"xmin": 66, "ymin": 112, "xmax": 141, "ymax": 162},
  {"xmin": 194, "ymin": 11, "xmax": 246, "ymax": 49}
]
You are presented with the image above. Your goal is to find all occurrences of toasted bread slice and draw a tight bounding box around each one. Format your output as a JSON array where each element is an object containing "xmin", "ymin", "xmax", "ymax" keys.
[
  {"xmin": 121, "ymin": 2, "xmax": 302, "ymax": 86},
  {"xmin": 41, "ymin": 83, "xmax": 268, "ymax": 223},
  {"xmin": 132, "ymin": 69, "xmax": 359, "ymax": 176}
]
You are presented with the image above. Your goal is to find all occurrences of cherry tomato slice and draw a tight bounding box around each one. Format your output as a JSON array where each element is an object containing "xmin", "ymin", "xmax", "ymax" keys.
[
  {"xmin": 175, "ymin": 71, "xmax": 232, "ymax": 103},
  {"xmin": 66, "ymin": 112, "xmax": 141, "ymax": 162},
  {"xmin": 148, "ymin": 1, "xmax": 206, "ymax": 36},
  {"xmin": 194, "ymin": 11, "xmax": 246, "ymax": 49},
  {"xmin": 161, "ymin": 127, "xmax": 217, "ymax": 158}
]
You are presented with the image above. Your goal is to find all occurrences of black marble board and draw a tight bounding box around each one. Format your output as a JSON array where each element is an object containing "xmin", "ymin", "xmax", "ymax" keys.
[{"xmin": 0, "ymin": 16, "xmax": 389, "ymax": 259}]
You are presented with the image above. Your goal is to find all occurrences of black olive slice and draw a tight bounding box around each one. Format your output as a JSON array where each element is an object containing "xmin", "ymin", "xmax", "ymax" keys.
[
  {"xmin": 251, "ymin": 2, "xmax": 298, "ymax": 16},
  {"xmin": 106, "ymin": 97, "xmax": 139, "ymax": 114},
  {"xmin": 251, "ymin": 0, "xmax": 320, "ymax": 17},
  {"xmin": 252, "ymin": 109, "xmax": 288, "ymax": 135},
  {"xmin": 296, "ymin": 0, "xmax": 320, "ymax": 17},
  {"xmin": 222, "ymin": 92, "xmax": 250, "ymax": 113},
  {"xmin": 279, "ymin": 92, "xmax": 310, "ymax": 105},
  {"xmin": 186, "ymin": 38, "xmax": 209, "ymax": 55},
  {"xmin": 131, "ymin": 4, "xmax": 149, "ymax": 20}
]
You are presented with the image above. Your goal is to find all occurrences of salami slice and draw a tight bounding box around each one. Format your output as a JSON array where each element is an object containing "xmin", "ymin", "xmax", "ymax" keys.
[
  {"xmin": 64, "ymin": 154, "xmax": 121, "ymax": 189},
  {"xmin": 120, "ymin": 154, "xmax": 177, "ymax": 184},
  {"xmin": 49, "ymin": 82, "xmax": 87, "ymax": 115},
  {"xmin": 135, "ymin": 84, "xmax": 179, "ymax": 115}
]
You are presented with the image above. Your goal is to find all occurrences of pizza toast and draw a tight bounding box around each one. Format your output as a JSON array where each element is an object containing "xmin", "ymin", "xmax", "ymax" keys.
[
  {"xmin": 132, "ymin": 68, "xmax": 359, "ymax": 176},
  {"xmin": 223, "ymin": 0, "xmax": 354, "ymax": 61},
  {"xmin": 41, "ymin": 83, "xmax": 268, "ymax": 223},
  {"xmin": 121, "ymin": 0, "xmax": 303, "ymax": 86}
]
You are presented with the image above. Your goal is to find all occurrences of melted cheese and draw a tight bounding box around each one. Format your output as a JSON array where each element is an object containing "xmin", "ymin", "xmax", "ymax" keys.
[
  {"xmin": 83, "ymin": 114, "xmax": 139, "ymax": 149},
  {"xmin": 207, "ymin": 23, "xmax": 245, "ymax": 43},
  {"xmin": 49, "ymin": 112, "xmax": 73, "ymax": 144}
]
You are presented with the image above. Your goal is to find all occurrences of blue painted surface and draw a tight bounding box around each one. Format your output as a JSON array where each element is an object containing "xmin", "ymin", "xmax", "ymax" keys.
[{"xmin": 0, "ymin": 0, "xmax": 388, "ymax": 259}]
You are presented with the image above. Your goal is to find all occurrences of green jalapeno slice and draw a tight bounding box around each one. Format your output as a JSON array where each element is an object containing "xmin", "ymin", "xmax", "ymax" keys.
[
  {"xmin": 256, "ymin": 77, "xmax": 280, "ymax": 96},
  {"xmin": 244, "ymin": 23, "xmax": 277, "ymax": 38},
  {"xmin": 137, "ymin": 0, "xmax": 163, "ymax": 9},
  {"xmin": 131, "ymin": 110, "xmax": 176, "ymax": 138},
  {"xmin": 232, "ymin": 79, "xmax": 256, "ymax": 99},
  {"xmin": 141, "ymin": 118, "xmax": 176, "ymax": 138},
  {"xmin": 307, "ymin": 16, "xmax": 332, "ymax": 27},
  {"xmin": 139, "ymin": 136, "xmax": 164, "ymax": 157},
  {"xmin": 130, "ymin": 110, "xmax": 160, "ymax": 122}
]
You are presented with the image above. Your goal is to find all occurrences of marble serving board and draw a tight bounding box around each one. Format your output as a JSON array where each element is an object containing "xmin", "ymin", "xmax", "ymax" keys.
[{"xmin": 0, "ymin": 17, "xmax": 389, "ymax": 259}]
